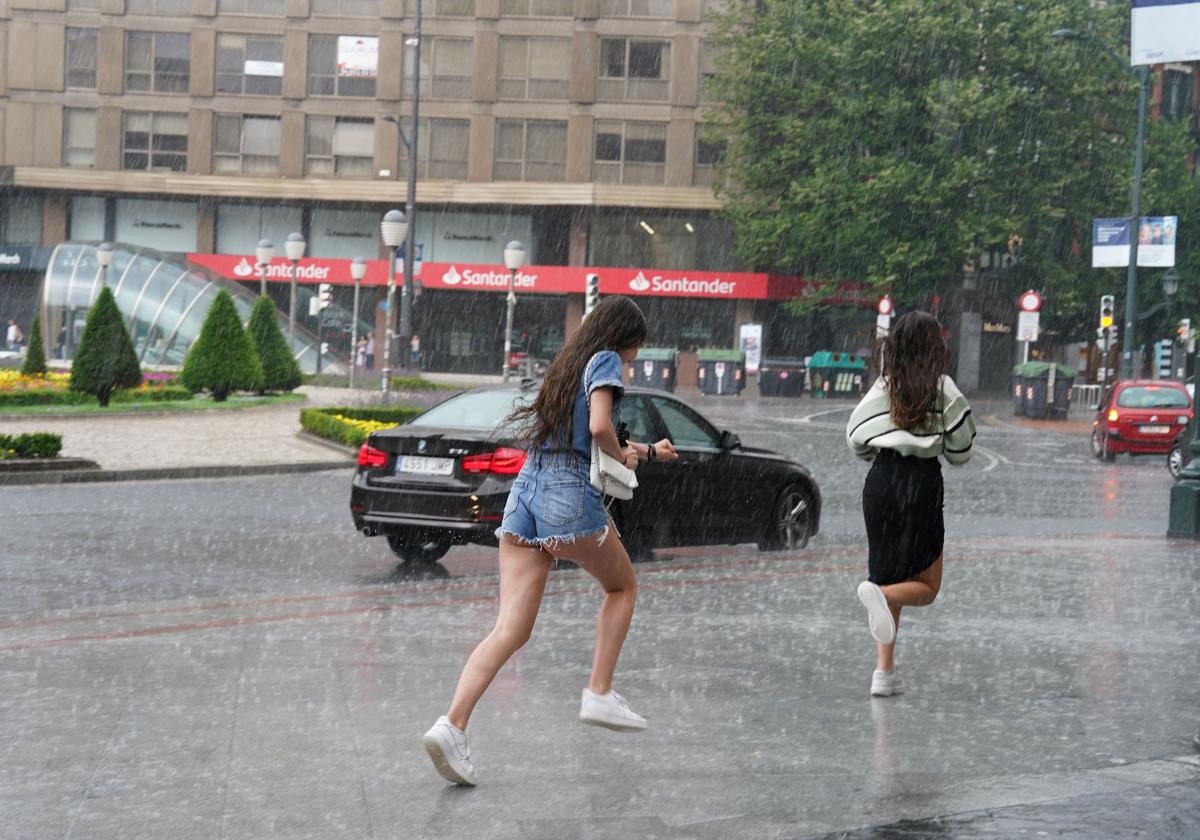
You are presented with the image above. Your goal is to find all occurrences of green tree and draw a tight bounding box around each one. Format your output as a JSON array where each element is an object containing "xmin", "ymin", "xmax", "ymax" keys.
[
  {"xmin": 246, "ymin": 295, "xmax": 302, "ymax": 393},
  {"xmin": 20, "ymin": 314, "xmax": 47, "ymax": 377},
  {"xmin": 707, "ymin": 0, "xmax": 1197, "ymax": 341},
  {"xmin": 180, "ymin": 290, "xmax": 262, "ymax": 402},
  {"xmin": 69, "ymin": 287, "xmax": 142, "ymax": 407}
]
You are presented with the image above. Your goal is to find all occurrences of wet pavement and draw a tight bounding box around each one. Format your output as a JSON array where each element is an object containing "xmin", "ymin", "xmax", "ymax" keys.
[{"xmin": 2, "ymin": 397, "xmax": 1198, "ymax": 839}]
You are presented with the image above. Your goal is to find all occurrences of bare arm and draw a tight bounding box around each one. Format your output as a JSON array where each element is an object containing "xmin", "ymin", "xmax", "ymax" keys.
[{"xmin": 588, "ymin": 386, "xmax": 637, "ymax": 468}]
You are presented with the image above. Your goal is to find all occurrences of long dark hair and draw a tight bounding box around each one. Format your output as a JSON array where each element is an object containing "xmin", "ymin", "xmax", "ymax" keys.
[
  {"xmin": 882, "ymin": 311, "xmax": 948, "ymax": 430},
  {"xmin": 509, "ymin": 295, "xmax": 647, "ymax": 449}
]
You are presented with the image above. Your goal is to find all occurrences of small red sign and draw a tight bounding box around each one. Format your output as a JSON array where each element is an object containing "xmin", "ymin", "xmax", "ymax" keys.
[{"xmin": 1019, "ymin": 290, "xmax": 1042, "ymax": 312}]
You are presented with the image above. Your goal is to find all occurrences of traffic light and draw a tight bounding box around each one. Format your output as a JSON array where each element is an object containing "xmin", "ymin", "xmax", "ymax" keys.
[
  {"xmin": 1099, "ymin": 294, "xmax": 1115, "ymax": 329},
  {"xmin": 1179, "ymin": 318, "xmax": 1192, "ymax": 342},
  {"xmin": 584, "ymin": 273, "xmax": 600, "ymax": 320},
  {"xmin": 317, "ymin": 283, "xmax": 333, "ymax": 310}
]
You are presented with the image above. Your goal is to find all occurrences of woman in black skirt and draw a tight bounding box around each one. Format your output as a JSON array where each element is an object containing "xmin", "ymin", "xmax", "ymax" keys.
[{"xmin": 846, "ymin": 312, "xmax": 976, "ymax": 696}]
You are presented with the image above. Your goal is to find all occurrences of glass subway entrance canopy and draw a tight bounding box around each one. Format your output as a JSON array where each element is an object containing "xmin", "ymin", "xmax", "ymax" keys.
[{"xmin": 43, "ymin": 242, "xmax": 344, "ymax": 373}]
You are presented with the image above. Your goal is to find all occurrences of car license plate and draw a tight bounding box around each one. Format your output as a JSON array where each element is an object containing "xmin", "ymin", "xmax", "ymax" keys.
[
  {"xmin": 1140, "ymin": 425, "xmax": 1170, "ymax": 434},
  {"xmin": 396, "ymin": 455, "xmax": 453, "ymax": 476}
]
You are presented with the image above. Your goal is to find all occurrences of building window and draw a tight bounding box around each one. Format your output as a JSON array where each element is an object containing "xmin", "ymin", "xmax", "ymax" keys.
[
  {"xmin": 498, "ymin": 37, "xmax": 570, "ymax": 101},
  {"xmin": 1163, "ymin": 69, "xmax": 1194, "ymax": 123},
  {"xmin": 694, "ymin": 135, "xmax": 725, "ymax": 187},
  {"xmin": 401, "ymin": 118, "xmax": 469, "ymax": 180},
  {"xmin": 123, "ymin": 112, "xmax": 188, "ymax": 172},
  {"xmin": 214, "ymin": 114, "xmax": 281, "ymax": 175},
  {"xmin": 217, "ymin": 34, "xmax": 284, "ymax": 95},
  {"xmin": 125, "ymin": 0, "xmax": 193, "ymax": 13},
  {"xmin": 699, "ymin": 41, "xmax": 724, "ymax": 103},
  {"xmin": 599, "ymin": 38, "xmax": 670, "ymax": 101},
  {"xmin": 66, "ymin": 28, "xmax": 98, "ymax": 89},
  {"xmin": 500, "ymin": 0, "xmax": 572, "ymax": 14},
  {"xmin": 594, "ymin": 121, "xmax": 666, "ymax": 185},
  {"xmin": 309, "ymin": 35, "xmax": 378, "ymax": 98},
  {"xmin": 125, "ymin": 32, "xmax": 190, "ymax": 94},
  {"xmin": 407, "ymin": 0, "xmax": 473, "ymax": 15},
  {"xmin": 63, "ymin": 109, "xmax": 97, "ymax": 169},
  {"xmin": 307, "ymin": 117, "xmax": 375, "ymax": 177},
  {"xmin": 217, "ymin": 0, "xmax": 285, "ymax": 12},
  {"xmin": 600, "ymin": 0, "xmax": 672, "ymax": 17},
  {"xmin": 494, "ymin": 120, "xmax": 567, "ymax": 182},
  {"xmin": 416, "ymin": 37, "xmax": 472, "ymax": 100},
  {"xmin": 312, "ymin": 0, "xmax": 379, "ymax": 14}
]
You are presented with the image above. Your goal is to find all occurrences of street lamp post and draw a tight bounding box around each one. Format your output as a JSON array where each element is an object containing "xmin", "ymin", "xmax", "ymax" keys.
[
  {"xmin": 285, "ymin": 232, "xmax": 305, "ymax": 347},
  {"xmin": 501, "ymin": 240, "xmax": 527, "ymax": 383},
  {"xmin": 380, "ymin": 210, "xmax": 409, "ymax": 395},
  {"xmin": 1052, "ymin": 28, "xmax": 1150, "ymax": 380},
  {"xmin": 255, "ymin": 239, "xmax": 274, "ymax": 297},
  {"xmin": 349, "ymin": 256, "xmax": 366, "ymax": 389}
]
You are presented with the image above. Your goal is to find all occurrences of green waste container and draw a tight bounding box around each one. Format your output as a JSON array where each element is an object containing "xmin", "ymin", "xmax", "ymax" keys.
[
  {"xmin": 809, "ymin": 351, "xmax": 867, "ymax": 398},
  {"xmin": 628, "ymin": 347, "xmax": 677, "ymax": 392},
  {"xmin": 696, "ymin": 349, "xmax": 746, "ymax": 396},
  {"xmin": 1013, "ymin": 362, "xmax": 1075, "ymax": 420},
  {"xmin": 759, "ymin": 357, "xmax": 807, "ymax": 397}
]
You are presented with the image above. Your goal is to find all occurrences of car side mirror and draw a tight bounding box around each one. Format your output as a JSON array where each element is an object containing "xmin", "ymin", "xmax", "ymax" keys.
[{"xmin": 719, "ymin": 430, "xmax": 741, "ymax": 450}]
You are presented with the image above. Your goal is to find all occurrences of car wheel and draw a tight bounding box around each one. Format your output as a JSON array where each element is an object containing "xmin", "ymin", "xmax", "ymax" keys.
[
  {"xmin": 758, "ymin": 485, "xmax": 812, "ymax": 551},
  {"xmin": 1168, "ymin": 446, "xmax": 1184, "ymax": 480},
  {"xmin": 1090, "ymin": 428, "xmax": 1104, "ymax": 459},
  {"xmin": 386, "ymin": 532, "xmax": 452, "ymax": 565}
]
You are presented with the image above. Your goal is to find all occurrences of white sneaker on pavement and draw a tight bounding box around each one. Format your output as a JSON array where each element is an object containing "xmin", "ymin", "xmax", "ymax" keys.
[
  {"xmin": 870, "ymin": 668, "xmax": 905, "ymax": 697},
  {"xmin": 857, "ymin": 581, "xmax": 896, "ymax": 645},
  {"xmin": 579, "ymin": 688, "xmax": 647, "ymax": 732},
  {"xmin": 422, "ymin": 716, "xmax": 477, "ymax": 786}
]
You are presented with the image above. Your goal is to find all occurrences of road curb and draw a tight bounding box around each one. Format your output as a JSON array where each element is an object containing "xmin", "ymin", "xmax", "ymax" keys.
[
  {"xmin": 297, "ymin": 431, "xmax": 358, "ymax": 456},
  {"xmin": 0, "ymin": 459, "xmax": 352, "ymax": 486}
]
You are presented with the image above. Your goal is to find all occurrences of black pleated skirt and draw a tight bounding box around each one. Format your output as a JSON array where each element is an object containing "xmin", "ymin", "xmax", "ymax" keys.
[{"xmin": 862, "ymin": 449, "xmax": 944, "ymax": 586}]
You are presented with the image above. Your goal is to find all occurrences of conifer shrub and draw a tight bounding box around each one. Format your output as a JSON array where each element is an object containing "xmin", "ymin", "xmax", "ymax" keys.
[
  {"xmin": 246, "ymin": 296, "xmax": 302, "ymax": 393},
  {"xmin": 179, "ymin": 290, "xmax": 262, "ymax": 402},
  {"xmin": 69, "ymin": 287, "xmax": 142, "ymax": 407}
]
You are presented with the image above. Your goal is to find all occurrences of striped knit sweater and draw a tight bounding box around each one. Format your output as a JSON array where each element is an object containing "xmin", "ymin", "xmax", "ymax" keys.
[{"xmin": 846, "ymin": 376, "xmax": 976, "ymax": 464}]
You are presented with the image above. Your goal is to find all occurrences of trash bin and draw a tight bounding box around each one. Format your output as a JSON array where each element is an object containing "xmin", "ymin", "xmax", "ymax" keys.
[
  {"xmin": 759, "ymin": 357, "xmax": 807, "ymax": 397},
  {"xmin": 696, "ymin": 349, "xmax": 746, "ymax": 396},
  {"xmin": 628, "ymin": 347, "xmax": 677, "ymax": 392},
  {"xmin": 809, "ymin": 351, "xmax": 867, "ymax": 399},
  {"xmin": 1015, "ymin": 362, "xmax": 1075, "ymax": 420}
]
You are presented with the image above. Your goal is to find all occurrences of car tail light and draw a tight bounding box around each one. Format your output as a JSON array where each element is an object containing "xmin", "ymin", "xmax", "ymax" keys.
[
  {"xmin": 358, "ymin": 444, "xmax": 388, "ymax": 468},
  {"xmin": 1107, "ymin": 409, "xmax": 1119, "ymax": 423},
  {"xmin": 462, "ymin": 448, "xmax": 527, "ymax": 475}
]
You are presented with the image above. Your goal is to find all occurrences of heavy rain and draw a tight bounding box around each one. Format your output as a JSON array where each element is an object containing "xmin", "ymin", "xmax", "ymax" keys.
[{"xmin": 1, "ymin": 0, "xmax": 1199, "ymax": 838}]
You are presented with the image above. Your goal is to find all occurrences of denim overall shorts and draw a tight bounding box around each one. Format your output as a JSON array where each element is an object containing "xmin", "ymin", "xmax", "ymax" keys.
[{"xmin": 495, "ymin": 450, "xmax": 609, "ymax": 550}]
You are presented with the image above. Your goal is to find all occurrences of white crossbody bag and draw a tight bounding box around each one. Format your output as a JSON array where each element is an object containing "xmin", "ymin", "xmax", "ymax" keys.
[{"xmin": 584, "ymin": 354, "xmax": 638, "ymax": 500}]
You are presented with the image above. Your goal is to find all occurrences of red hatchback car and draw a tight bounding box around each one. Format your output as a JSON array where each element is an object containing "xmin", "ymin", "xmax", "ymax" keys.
[{"xmin": 1091, "ymin": 380, "xmax": 1194, "ymax": 461}]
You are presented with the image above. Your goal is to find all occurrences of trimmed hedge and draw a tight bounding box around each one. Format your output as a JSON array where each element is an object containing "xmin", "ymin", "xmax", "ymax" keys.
[
  {"xmin": 0, "ymin": 432, "xmax": 63, "ymax": 459},
  {"xmin": 0, "ymin": 384, "xmax": 192, "ymax": 409},
  {"xmin": 302, "ymin": 373, "xmax": 454, "ymax": 391},
  {"xmin": 300, "ymin": 406, "xmax": 426, "ymax": 449}
]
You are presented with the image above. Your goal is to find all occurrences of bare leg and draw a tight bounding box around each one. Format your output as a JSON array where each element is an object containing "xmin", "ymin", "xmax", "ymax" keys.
[
  {"xmin": 547, "ymin": 520, "xmax": 636, "ymax": 695},
  {"xmin": 876, "ymin": 555, "xmax": 943, "ymax": 671},
  {"xmin": 445, "ymin": 537, "xmax": 551, "ymax": 730}
]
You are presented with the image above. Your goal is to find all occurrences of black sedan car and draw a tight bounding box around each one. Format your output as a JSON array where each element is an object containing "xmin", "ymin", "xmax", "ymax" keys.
[{"xmin": 350, "ymin": 383, "xmax": 822, "ymax": 565}]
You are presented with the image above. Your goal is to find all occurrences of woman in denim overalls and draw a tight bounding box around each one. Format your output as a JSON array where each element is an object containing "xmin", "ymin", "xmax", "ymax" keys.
[{"xmin": 423, "ymin": 296, "xmax": 678, "ymax": 786}]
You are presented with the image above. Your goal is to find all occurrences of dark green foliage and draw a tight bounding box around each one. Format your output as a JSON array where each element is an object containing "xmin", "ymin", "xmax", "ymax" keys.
[
  {"xmin": 299, "ymin": 406, "xmax": 424, "ymax": 448},
  {"xmin": 246, "ymin": 296, "xmax": 302, "ymax": 394},
  {"xmin": 180, "ymin": 290, "xmax": 262, "ymax": 402},
  {"xmin": 0, "ymin": 432, "xmax": 63, "ymax": 458},
  {"xmin": 0, "ymin": 385, "xmax": 191, "ymax": 408},
  {"xmin": 325, "ymin": 406, "xmax": 429, "ymax": 423},
  {"xmin": 69, "ymin": 287, "xmax": 142, "ymax": 407},
  {"xmin": 20, "ymin": 315, "xmax": 47, "ymax": 376}
]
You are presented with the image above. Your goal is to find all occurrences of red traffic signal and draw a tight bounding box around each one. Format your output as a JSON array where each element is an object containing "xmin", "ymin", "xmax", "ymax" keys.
[{"xmin": 1018, "ymin": 291, "xmax": 1042, "ymax": 312}]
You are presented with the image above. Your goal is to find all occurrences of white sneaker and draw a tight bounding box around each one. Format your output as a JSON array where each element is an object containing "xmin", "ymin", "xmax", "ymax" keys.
[
  {"xmin": 871, "ymin": 668, "xmax": 905, "ymax": 697},
  {"xmin": 857, "ymin": 581, "xmax": 896, "ymax": 645},
  {"xmin": 422, "ymin": 716, "xmax": 477, "ymax": 786},
  {"xmin": 579, "ymin": 688, "xmax": 647, "ymax": 732}
]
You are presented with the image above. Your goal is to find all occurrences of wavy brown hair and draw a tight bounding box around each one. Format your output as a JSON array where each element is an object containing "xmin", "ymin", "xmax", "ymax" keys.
[
  {"xmin": 509, "ymin": 295, "xmax": 647, "ymax": 449},
  {"xmin": 882, "ymin": 311, "xmax": 948, "ymax": 430}
]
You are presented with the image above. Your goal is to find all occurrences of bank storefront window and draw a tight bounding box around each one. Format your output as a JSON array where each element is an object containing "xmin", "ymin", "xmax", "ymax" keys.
[
  {"xmin": 590, "ymin": 212, "xmax": 736, "ymax": 272},
  {"xmin": 216, "ymin": 204, "xmax": 303, "ymax": 255},
  {"xmin": 69, "ymin": 196, "xmax": 106, "ymax": 241},
  {"xmin": 1, "ymin": 195, "xmax": 44, "ymax": 245},
  {"xmin": 310, "ymin": 207, "xmax": 379, "ymax": 260},
  {"xmin": 114, "ymin": 198, "xmax": 197, "ymax": 254}
]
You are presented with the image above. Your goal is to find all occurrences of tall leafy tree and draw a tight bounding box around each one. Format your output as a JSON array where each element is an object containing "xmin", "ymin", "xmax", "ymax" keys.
[
  {"xmin": 180, "ymin": 290, "xmax": 262, "ymax": 402},
  {"xmin": 707, "ymin": 0, "xmax": 1196, "ymax": 340},
  {"xmin": 69, "ymin": 287, "xmax": 142, "ymax": 407},
  {"xmin": 246, "ymin": 295, "xmax": 302, "ymax": 394},
  {"xmin": 20, "ymin": 314, "xmax": 47, "ymax": 377}
]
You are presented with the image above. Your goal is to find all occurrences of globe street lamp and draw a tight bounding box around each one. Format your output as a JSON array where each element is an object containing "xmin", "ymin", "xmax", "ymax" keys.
[
  {"xmin": 502, "ymin": 240, "xmax": 527, "ymax": 383},
  {"xmin": 284, "ymin": 232, "xmax": 306, "ymax": 346},
  {"xmin": 380, "ymin": 210, "xmax": 408, "ymax": 394},
  {"xmin": 1052, "ymin": 28, "xmax": 1151, "ymax": 381},
  {"xmin": 255, "ymin": 238, "xmax": 274, "ymax": 297},
  {"xmin": 349, "ymin": 256, "xmax": 367, "ymax": 390}
]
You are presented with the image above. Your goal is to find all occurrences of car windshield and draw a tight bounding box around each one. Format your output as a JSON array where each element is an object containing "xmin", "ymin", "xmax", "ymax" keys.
[
  {"xmin": 1115, "ymin": 386, "xmax": 1190, "ymax": 409},
  {"xmin": 411, "ymin": 389, "xmax": 532, "ymax": 430}
]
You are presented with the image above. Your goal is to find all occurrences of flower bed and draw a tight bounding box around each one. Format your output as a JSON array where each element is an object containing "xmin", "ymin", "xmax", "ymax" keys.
[
  {"xmin": 0, "ymin": 432, "xmax": 63, "ymax": 460},
  {"xmin": 300, "ymin": 406, "xmax": 426, "ymax": 448},
  {"xmin": 0, "ymin": 371, "xmax": 191, "ymax": 408}
]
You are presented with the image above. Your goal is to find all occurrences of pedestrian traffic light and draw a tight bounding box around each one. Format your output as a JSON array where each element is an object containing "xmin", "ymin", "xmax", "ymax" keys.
[
  {"xmin": 1100, "ymin": 295, "xmax": 1115, "ymax": 329},
  {"xmin": 1179, "ymin": 318, "xmax": 1192, "ymax": 342},
  {"xmin": 584, "ymin": 273, "xmax": 600, "ymax": 320},
  {"xmin": 318, "ymin": 283, "xmax": 333, "ymax": 310}
]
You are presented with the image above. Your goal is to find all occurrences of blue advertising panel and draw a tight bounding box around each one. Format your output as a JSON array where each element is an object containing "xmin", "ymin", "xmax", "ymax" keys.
[{"xmin": 1092, "ymin": 218, "xmax": 1131, "ymax": 268}]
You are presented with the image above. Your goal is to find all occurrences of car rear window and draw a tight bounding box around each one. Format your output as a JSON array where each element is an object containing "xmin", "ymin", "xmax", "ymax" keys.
[
  {"xmin": 411, "ymin": 389, "xmax": 532, "ymax": 429},
  {"xmin": 1115, "ymin": 386, "xmax": 1190, "ymax": 409}
]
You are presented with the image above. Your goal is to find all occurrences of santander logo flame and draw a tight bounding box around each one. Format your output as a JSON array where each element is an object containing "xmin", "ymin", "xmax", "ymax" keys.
[
  {"xmin": 442, "ymin": 266, "xmax": 462, "ymax": 286},
  {"xmin": 233, "ymin": 258, "xmax": 255, "ymax": 278},
  {"xmin": 629, "ymin": 271, "xmax": 651, "ymax": 292}
]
